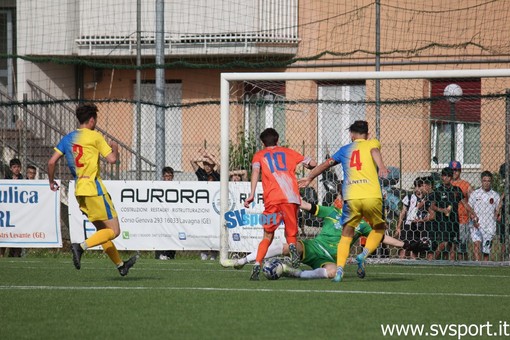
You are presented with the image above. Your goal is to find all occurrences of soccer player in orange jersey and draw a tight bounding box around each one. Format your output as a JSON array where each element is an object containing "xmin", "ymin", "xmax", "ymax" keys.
[
  {"xmin": 299, "ymin": 120, "xmax": 389, "ymax": 282},
  {"xmin": 244, "ymin": 128, "xmax": 316, "ymax": 280},
  {"xmin": 48, "ymin": 103, "xmax": 138, "ymax": 276}
]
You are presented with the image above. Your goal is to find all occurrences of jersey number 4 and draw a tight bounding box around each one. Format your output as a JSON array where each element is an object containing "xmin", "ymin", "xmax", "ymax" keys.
[
  {"xmin": 73, "ymin": 144, "xmax": 85, "ymax": 167},
  {"xmin": 350, "ymin": 150, "xmax": 362, "ymax": 170}
]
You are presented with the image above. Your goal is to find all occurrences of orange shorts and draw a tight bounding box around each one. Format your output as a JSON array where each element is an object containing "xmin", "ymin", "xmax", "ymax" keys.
[{"xmin": 262, "ymin": 203, "xmax": 298, "ymax": 239}]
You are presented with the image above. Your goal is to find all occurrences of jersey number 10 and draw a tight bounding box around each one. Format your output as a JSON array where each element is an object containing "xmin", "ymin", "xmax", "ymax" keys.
[{"xmin": 264, "ymin": 152, "xmax": 287, "ymax": 173}]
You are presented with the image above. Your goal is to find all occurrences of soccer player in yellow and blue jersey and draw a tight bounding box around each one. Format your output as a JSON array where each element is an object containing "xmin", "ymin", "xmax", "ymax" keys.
[
  {"xmin": 48, "ymin": 103, "xmax": 137, "ymax": 276},
  {"xmin": 299, "ymin": 120, "xmax": 389, "ymax": 282}
]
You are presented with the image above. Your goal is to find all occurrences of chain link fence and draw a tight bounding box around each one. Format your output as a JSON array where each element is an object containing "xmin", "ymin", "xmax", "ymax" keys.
[{"xmin": 1, "ymin": 77, "xmax": 509, "ymax": 263}]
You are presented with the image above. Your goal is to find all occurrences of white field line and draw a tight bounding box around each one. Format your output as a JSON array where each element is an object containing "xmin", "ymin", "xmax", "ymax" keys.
[
  {"xmin": 0, "ymin": 285, "xmax": 509, "ymax": 298},
  {"xmin": 2, "ymin": 262, "xmax": 510, "ymax": 278}
]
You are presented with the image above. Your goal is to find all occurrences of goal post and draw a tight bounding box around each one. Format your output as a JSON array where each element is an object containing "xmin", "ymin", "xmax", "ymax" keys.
[{"xmin": 219, "ymin": 69, "xmax": 510, "ymax": 266}]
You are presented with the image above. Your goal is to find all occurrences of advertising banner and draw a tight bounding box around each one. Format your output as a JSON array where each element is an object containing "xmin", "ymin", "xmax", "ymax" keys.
[
  {"xmin": 0, "ymin": 180, "xmax": 62, "ymax": 248},
  {"xmin": 69, "ymin": 180, "xmax": 285, "ymax": 252}
]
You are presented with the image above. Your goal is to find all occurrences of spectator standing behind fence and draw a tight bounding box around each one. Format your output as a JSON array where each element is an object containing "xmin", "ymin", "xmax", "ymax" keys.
[
  {"xmin": 5, "ymin": 158, "xmax": 23, "ymax": 179},
  {"xmin": 191, "ymin": 148, "xmax": 220, "ymax": 260},
  {"xmin": 396, "ymin": 177, "xmax": 425, "ymax": 259},
  {"xmin": 26, "ymin": 165, "xmax": 37, "ymax": 180},
  {"xmin": 430, "ymin": 167, "xmax": 476, "ymax": 261},
  {"xmin": 468, "ymin": 171, "xmax": 500, "ymax": 261},
  {"xmin": 229, "ymin": 169, "xmax": 248, "ymax": 182},
  {"xmin": 413, "ymin": 176, "xmax": 436, "ymax": 260},
  {"xmin": 1, "ymin": 158, "xmax": 24, "ymax": 257},
  {"xmin": 418, "ymin": 176, "xmax": 435, "ymax": 221},
  {"xmin": 497, "ymin": 163, "xmax": 507, "ymax": 261},
  {"xmin": 497, "ymin": 197, "xmax": 507, "ymax": 261},
  {"xmin": 155, "ymin": 166, "xmax": 177, "ymax": 260},
  {"xmin": 449, "ymin": 161, "xmax": 474, "ymax": 260},
  {"xmin": 191, "ymin": 148, "xmax": 220, "ymax": 182}
]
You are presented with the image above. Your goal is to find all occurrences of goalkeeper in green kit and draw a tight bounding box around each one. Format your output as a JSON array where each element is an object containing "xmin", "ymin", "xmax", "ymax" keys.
[{"xmin": 226, "ymin": 198, "xmax": 429, "ymax": 279}]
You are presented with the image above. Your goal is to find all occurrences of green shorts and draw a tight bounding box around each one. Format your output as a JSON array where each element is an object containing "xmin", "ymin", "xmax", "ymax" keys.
[{"xmin": 300, "ymin": 239, "xmax": 337, "ymax": 270}]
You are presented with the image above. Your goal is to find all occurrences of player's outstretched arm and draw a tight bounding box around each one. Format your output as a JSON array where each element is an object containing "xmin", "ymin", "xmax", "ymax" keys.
[
  {"xmin": 300, "ymin": 200, "xmax": 312, "ymax": 212},
  {"xmin": 303, "ymin": 157, "xmax": 317, "ymax": 170},
  {"xmin": 382, "ymin": 235, "xmax": 404, "ymax": 248},
  {"xmin": 298, "ymin": 159, "xmax": 334, "ymax": 187},
  {"xmin": 382, "ymin": 235, "xmax": 430, "ymax": 253}
]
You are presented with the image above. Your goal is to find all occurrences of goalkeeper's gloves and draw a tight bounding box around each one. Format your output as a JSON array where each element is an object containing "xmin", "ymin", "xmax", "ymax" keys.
[{"xmin": 403, "ymin": 238, "xmax": 431, "ymax": 253}]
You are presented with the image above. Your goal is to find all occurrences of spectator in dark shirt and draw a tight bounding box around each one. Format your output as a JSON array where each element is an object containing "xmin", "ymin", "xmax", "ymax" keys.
[
  {"xmin": 155, "ymin": 166, "xmax": 177, "ymax": 260},
  {"xmin": 1, "ymin": 158, "xmax": 24, "ymax": 257},
  {"xmin": 191, "ymin": 148, "xmax": 220, "ymax": 182},
  {"xmin": 429, "ymin": 167, "xmax": 476, "ymax": 260},
  {"xmin": 190, "ymin": 149, "xmax": 220, "ymax": 260}
]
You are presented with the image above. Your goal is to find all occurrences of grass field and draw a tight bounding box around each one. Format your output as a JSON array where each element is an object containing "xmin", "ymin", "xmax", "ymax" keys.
[{"xmin": 1, "ymin": 254, "xmax": 510, "ymax": 339}]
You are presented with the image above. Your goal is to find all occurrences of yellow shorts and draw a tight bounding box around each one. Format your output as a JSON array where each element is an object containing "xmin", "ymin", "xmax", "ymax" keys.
[
  {"xmin": 341, "ymin": 197, "xmax": 385, "ymax": 229},
  {"xmin": 77, "ymin": 194, "xmax": 118, "ymax": 222}
]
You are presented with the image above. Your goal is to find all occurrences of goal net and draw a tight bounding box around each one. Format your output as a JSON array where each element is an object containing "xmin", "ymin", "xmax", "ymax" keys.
[{"xmin": 219, "ymin": 69, "xmax": 510, "ymax": 266}]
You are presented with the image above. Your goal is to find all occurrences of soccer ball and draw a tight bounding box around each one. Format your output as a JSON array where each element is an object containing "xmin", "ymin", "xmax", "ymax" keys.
[
  {"xmin": 443, "ymin": 83, "xmax": 463, "ymax": 103},
  {"xmin": 262, "ymin": 258, "xmax": 284, "ymax": 280}
]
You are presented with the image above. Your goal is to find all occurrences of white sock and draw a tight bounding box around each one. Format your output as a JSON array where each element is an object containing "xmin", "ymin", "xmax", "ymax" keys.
[
  {"xmin": 300, "ymin": 268, "xmax": 328, "ymax": 279},
  {"xmin": 245, "ymin": 242, "xmax": 285, "ymax": 264},
  {"xmin": 265, "ymin": 243, "xmax": 285, "ymax": 258},
  {"xmin": 245, "ymin": 252, "xmax": 256, "ymax": 263}
]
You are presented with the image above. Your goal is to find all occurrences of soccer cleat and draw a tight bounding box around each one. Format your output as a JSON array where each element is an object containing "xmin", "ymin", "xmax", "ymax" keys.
[
  {"xmin": 118, "ymin": 254, "xmax": 139, "ymax": 277},
  {"xmin": 282, "ymin": 263, "xmax": 302, "ymax": 278},
  {"xmin": 331, "ymin": 267, "xmax": 344, "ymax": 282},
  {"xmin": 356, "ymin": 254, "xmax": 366, "ymax": 279},
  {"xmin": 220, "ymin": 259, "xmax": 236, "ymax": 268},
  {"xmin": 71, "ymin": 243, "xmax": 84, "ymax": 270},
  {"xmin": 281, "ymin": 256, "xmax": 293, "ymax": 267},
  {"xmin": 250, "ymin": 264, "xmax": 260, "ymax": 281},
  {"xmin": 288, "ymin": 243, "xmax": 300, "ymax": 268}
]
